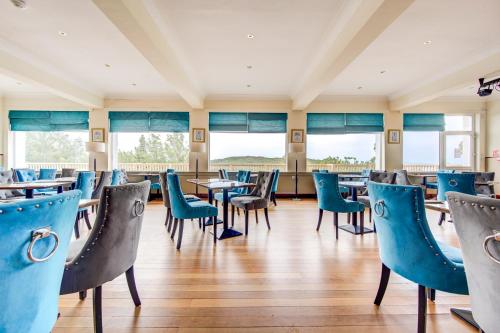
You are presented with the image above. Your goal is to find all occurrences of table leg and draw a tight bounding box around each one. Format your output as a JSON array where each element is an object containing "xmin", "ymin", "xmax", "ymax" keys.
[
  {"xmin": 216, "ymin": 188, "xmax": 242, "ymax": 240},
  {"xmin": 339, "ymin": 186, "xmax": 373, "ymax": 235},
  {"xmin": 25, "ymin": 189, "xmax": 34, "ymax": 199},
  {"xmin": 57, "ymin": 185, "xmax": 63, "ymax": 194}
]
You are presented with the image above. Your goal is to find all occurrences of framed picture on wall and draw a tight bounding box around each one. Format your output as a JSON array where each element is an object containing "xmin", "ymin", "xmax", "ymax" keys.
[
  {"xmin": 387, "ymin": 129, "xmax": 400, "ymax": 144},
  {"xmin": 192, "ymin": 128, "xmax": 206, "ymax": 143},
  {"xmin": 91, "ymin": 128, "xmax": 105, "ymax": 142},
  {"xmin": 291, "ymin": 129, "xmax": 304, "ymax": 143}
]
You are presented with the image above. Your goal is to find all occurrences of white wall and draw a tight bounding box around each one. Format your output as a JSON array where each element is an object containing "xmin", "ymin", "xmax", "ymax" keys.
[{"xmin": 486, "ymin": 99, "xmax": 500, "ymax": 191}]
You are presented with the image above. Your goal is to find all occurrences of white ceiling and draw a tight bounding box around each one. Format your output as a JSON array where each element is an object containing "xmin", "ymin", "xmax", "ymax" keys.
[{"xmin": 0, "ymin": 0, "xmax": 499, "ymax": 103}]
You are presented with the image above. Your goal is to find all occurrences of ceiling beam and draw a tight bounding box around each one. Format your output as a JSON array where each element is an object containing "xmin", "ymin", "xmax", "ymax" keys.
[
  {"xmin": 292, "ymin": 0, "xmax": 414, "ymax": 110},
  {"xmin": 0, "ymin": 49, "xmax": 102, "ymax": 108},
  {"xmin": 390, "ymin": 52, "xmax": 500, "ymax": 110},
  {"xmin": 93, "ymin": 0, "xmax": 204, "ymax": 109}
]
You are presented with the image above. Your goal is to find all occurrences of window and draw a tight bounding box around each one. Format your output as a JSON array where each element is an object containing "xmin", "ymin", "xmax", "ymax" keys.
[
  {"xmin": 208, "ymin": 112, "xmax": 288, "ymax": 171},
  {"xmin": 13, "ymin": 131, "xmax": 89, "ymax": 170},
  {"xmin": 113, "ymin": 132, "xmax": 189, "ymax": 171},
  {"xmin": 306, "ymin": 113, "xmax": 384, "ymax": 172},
  {"xmin": 403, "ymin": 114, "xmax": 474, "ymax": 172},
  {"xmin": 109, "ymin": 111, "xmax": 190, "ymax": 172},
  {"xmin": 209, "ymin": 132, "xmax": 286, "ymax": 171},
  {"xmin": 9, "ymin": 110, "xmax": 90, "ymax": 170}
]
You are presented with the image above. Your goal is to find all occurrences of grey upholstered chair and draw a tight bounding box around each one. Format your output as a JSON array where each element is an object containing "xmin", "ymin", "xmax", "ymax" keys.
[
  {"xmin": 60, "ymin": 181, "xmax": 150, "ymax": 333},
  {"xmin": 448, "ymin": 192, "xmax": 500, "ymax": 333},
  {"xmin": 230, "ymin": 171, "xmax": 275, "ymax": 235},
  {"xmin": 0, "ymin": 170, "xmax": 24, "ymax": 200},
  {"xmin": 61, "ymin": 168, "xmax": 77, "ymax": 177},
  {"xmin": 464, "ymin": 172, "xmax": 495, "ymax": 197},
  {"xmin": 356, "ymin": 171, "xmax": 396, "ymax": 222},
  {"xmin": 159, "ymin": 172, "xmax": 200, "ymax": 231},
  {"xmin": 91, "ymin": 171, "xmax": 112, "ymax": 200},
  {"xmin": 394, "ymin": 169, "xmax": 413, "ymax": 185}
]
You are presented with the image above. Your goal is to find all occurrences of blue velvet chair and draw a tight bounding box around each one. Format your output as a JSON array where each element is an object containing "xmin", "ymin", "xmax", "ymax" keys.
[
  {"xmin": 270, "ymin": 169, "xmax": 280, "ymax": 206},
  {"xmin": 167, "ymin": 173, "xmax": 218, "ymax": 249},
  {"xmin": 15, "ymin": 168, "xmax": 37, "ymax": 182},
  {"xmin": 315, "ymin": 169, "xmax": 349, "ymax": 195},
  {"xmin": 0, "ymin": 191, "xmax": 81, "ymax": 333},
  {"xmin": 218, "ymin": 169, "xmax": 229, "ymax": 179},
  {"xmin": 39, "ymin": 168, "xmax": 57, "ymax": 180},
  {"xmin": 426, "ymin": 169, "xmax": 455, "ymax": 190},
  {"xmin": 436, "ymin": 172, "xmax": 476, "ymax": 225},
  {"xmin": 367, "ymin": 182, "xmax": 468, "ymax": 333},
  {"xmin": 111, "ymin": 169, "xmax": 122, "ymax": 186},
  {"xmin": 74, "ymin": 171, "xmax": 96, "ymax": 238},
  {"xmin": 313, "ymin": 173, "xmax": 365, "ymax": 239}
]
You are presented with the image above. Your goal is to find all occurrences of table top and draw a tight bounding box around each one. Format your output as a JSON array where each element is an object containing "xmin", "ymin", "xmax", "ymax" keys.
[
  {"xmin": 0, "ymin": 181, "xmax": 74, "ymax": 190},
  {"xmin": 424, "ymin": 200, "xmax": 450, "ymax": 213},
  {"xmin": 339, "ymin": 181, "xmax": 367, "ymax": 188},
  {"xmin": 338, "ymin": 174, "xmax": 368, "ymax": 179},
  {"xmin": 135, "ymin": 173, "xmax": 159, "ymax": 177},
  {"xmin": 187, "ymin": 178, "xmax": 255, "ymax": 190},
  {"xmin": 36, "ymin": 177, "xmax": 77, "ymax": 183},
  {"xmin": 79, "ymin": 198, "xmax": 100, "ymax": 209}
]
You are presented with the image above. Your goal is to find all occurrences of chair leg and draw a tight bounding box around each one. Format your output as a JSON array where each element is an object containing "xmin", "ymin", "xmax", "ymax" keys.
[
  {"xmin": 369, "ymin": 208, "xmax": 372, "ymax": 223},
  {"xmin": 79, "ymin": 290, "xmax": 87, "ymax": 300},
  {"xmin": 264, "ymin": 208, "xmax": 270, "ymax": 230},
  {"xmin": 231, "ymin": 205, "xmax": 235, "ymax": 227},
  {"xmin": 438, "ymin": 212, "xmax": 446, "ymax": 226},
  {"xmin": 167, "ymin": 211, "xmax": 173, "ymax": 232},
  {"xmin": 164, "ymin": 211, "xmax": 169, "ymax": 226},
  {"xmin": 215, "ymin": 200, "xmax": 218, "ymax": 208},
  {"xmin": 316, "ymin": 209, "xmax": 323, "ymax": 231},
  {"xmin": 93, "ymin": 286, "xmax": 103, "ymax": 333},
  {"xmin": 83, "ymin": 210, "xmax": 92, "ymax": 230},
  {"xmin": 334, "ymin": 212, "xmax": 339, "ymax": 240},
  {"xmin": 418, "ymin": 285, "xmax": 427, "ymax": 333},
  {"xmin": 74, "ymin": 216, "xmax": 80, "ymax": 239},
  {"xmin": 203, "ymin": 218, "xmax": 206, "ymax": 232},
  {"xmin": 171, "ymin": 218, "xmax": 178, "ymax": 239},
  {"xmin": 255, "ymin": 209, "xmax": 259, "ymax": 224},
  {"xmin": 374, "ymin": 263, "xmax": 391, "ymax": 305},
  {"xmin": 198, "ymin": 218, "xmax": 202, "ymax": 229},
  {"xmin": 213, "ymin": 216, "xmax": 217, "ymax": 244},
  {"xmin": 125, "ymin": 266, "xmax": 141, "ymax": 307},
  {"xmin": 427, "ymin": 288, "xmax": 435, "ymax": 302},
  {"xmin": 176, "ymin": 219, "xmax": 184, "ymax": 250},
  {"xmin": 347, "ymin": 213, "xmax": 351, "ymax": 224},
  {"xmin": 244, "ymin": 210, "xmax": 249, "ymax": 235},
  {"xmin": 237, "ymin": 207, "xmax": 240, "ymax": 216},
  {"xmin": 360, "ymin": 211, "xmax": 365, "ymax": 235}
]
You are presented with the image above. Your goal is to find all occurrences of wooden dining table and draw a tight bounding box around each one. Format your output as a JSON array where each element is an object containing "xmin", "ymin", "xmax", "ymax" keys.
[
  {"xmin": 0, "ymin": 180, "xmax": 74, "ymax": 199},
  {"xmin": 187, "ymin": 178, "xmax": 254, "ymax": 240},
  {"xmin": 338, "ymin": 181, "xmax": 373, "ymax": 235}
]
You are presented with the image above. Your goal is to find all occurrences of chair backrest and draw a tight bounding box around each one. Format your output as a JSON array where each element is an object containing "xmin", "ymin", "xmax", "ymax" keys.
[
  {"xmin": 166, "ymin": 168, "xmax": 175, "ymax": 174},
  {"xmin": 271, "ymin": 169, "xmax": 280, "ymax": 193},
  {"xmin": 437, "ymin": 172, "xmax": 476, "ymax": 201},
  {"xmin": 61, "ymin": 168, "xmax": 77, "ymax": 177},
  {"xmin": 61, "ymin": 181, "xmax": 150, "ymax": 294},
  {"xmin": 319, "ymin": 169, "xmax": 329, "ymax": 173},
  {"xmin": 463, "ymin": 171, "xmax": 495, "ymax": 196},
  {"xmin": 91, "ymin": 171, "xmax": 112, "ymax": 199},
  {"xmin": 248, "ymin": 171, "xmax": 275, "ymax": 200},
  {"xmin": 75, "ymin": 171, "xmax": 96, "ymax": 200},
  {"xmin": 361, "ymin": 169, "xmax": 372, "ymax": 177},
  {"xmin": 369, "ymin": 171, "xmax": 396, "ymax": 184},
  {"xmin": 39, "ymin": 168, "xmax": 57, "ymax": 180},
  {"xmin": 0, "ymin": 191, "xmax": 81, "ymax": 332},
  {"xmin": 236, "ymin": 170, "xmax": 251, "ymax": 194},
  {"xmin": 367, "ymin": 182, "xmax": 468, "ymax": 294},
  {"xmin": 394, "ymin": 169, "xmax": 412, "ymax": 185},
  {"xmin": 313, "ymin": 172, "xmax": 352, "ymax": 212},
  {"xmin": 448, "ymin": 192, "xmax": 500, "ymax": 333},
  {"xmin": 120, "ymin": 169, "xmax": 129, "ymax": 184},
  {"xmin": 111, "ymin": 169, "xmax": 122, "ymax": 185},
  {"xmin": 218, "ymin": 169, "xmax": 229, "ymax": 179},
  {"xmin": 159, "ymin": 171, "xmax": 171, "ymax": 208},
  {"xmin": 167, "ymin": 173, "xmax": 196, "ymax": 219},
  {"xmin": 15, "ymin": 168, "xmax": 37, "ymax": 182},
  {"xmin": 0, "ymin": 170, "xmax": 24, "ymax": 199}
]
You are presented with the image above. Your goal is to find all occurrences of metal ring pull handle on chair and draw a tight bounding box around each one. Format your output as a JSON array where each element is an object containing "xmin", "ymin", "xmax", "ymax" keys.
[
  {"xmin": 27, "ymin": 227, "xmax": 59, "ymax": 263},
  {"xmin": 483, "ymin": 232, "xmax": 500, "ymax": 265},
  {"xmin": 448, "ymin": 179, "xmax": 458, "ymax": 187},
  {"xmin": 374, "ymin": 200, "xmax": 386, "ymax": 217}
]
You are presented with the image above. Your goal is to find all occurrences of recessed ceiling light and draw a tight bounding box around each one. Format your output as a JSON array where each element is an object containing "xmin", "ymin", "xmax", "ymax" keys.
[
  {"xmin": 423, "ymin": 40, "xmax": 432, "ymax": 45},
  {"xmin": 58, "ymin": 31, "xmax": 68, "ymax": 37},
  {"xmin": 357, "ymin": 86, "xmax": 363, "ymax": 90},
  {"xmin": 246, "ymin": 65, "xmax": 253, "ymax": 69},
  {"xmin": 16, "ymin": 82, "xmax": 22, "ymax": 85},
  {"xmin": 380, "ymin": 70, "xmax": 386, "ymax": 74},
  {"xmin": 246, "ymin": 84, "xmax": 252, "ymax": 88},
  {"xmin": 131, "ymin": 83, "xmax": 137, "ymax": 86},
  {"xmin": 247, "ymin": 34, "xmax": 255, "ymax": 39},
  {"xmin": 104, "ymin": 64, "xmax": 111, "ymax": 68}
]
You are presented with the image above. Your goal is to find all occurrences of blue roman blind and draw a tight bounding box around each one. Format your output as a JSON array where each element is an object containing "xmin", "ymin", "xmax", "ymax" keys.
[
  {"xmin": 209, "ymin": 112, "xmax": 287, "ymax": 133},
  {"xmin": 9, "ymin": 110, "xmax": 89, "ymax": 131},
  {"xmin": 109, "ymin": 111, "xmax": 189, "ymax": 133},
  {"xmin": 248, "ymin": 113, "xmax": 287, "ymax": 133},
  {"xmin": 307, "ymin": 113, "xmax": 384, "ymax": 134},
  {"xmin": 403, "ymin": 113, "xmax": 445, "ymax": 131},
  {"xmin": 345, "ymin": 113, "xmax": 384, "ymax": 133}
]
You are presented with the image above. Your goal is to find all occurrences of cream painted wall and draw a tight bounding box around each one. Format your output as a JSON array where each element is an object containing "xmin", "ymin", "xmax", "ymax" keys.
[
  {"xmin": 0, "ymin": 95, "xmax": 488, "ymax": 193},
  {"xmin": 486, "ymin": 100, "xmax": 500, "ymax": 191},
  {"xmin": 0, "ymin": 95, "xmax": 5, "ymax": 169}
]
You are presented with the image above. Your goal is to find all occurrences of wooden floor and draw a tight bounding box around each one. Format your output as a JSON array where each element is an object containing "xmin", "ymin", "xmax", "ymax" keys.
[{"xmin": 55, "ymin": 198, "xmax": 475, "ymax": 333}]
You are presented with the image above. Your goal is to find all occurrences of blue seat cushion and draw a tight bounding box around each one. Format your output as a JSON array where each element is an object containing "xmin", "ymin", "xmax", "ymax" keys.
[
  {"xmin": 214, "ymin": 191, "xmax": 240, "ymax": 202},
  {"xmin": 150, "ymin": 182, "xmax": 161, "ymax": 190},
  {"xmin": 177, "ymin": 200, "xmax": 217, "ymax": 219},
  {"xmin": 184, "ymin": 194, "xmax": 200, "ymax": 202},
  {"xmin": 437, "ymin": 240, "xmax": 463, "ymax": 264},
  {"xmin": 426, "ymin": 182, "xmax": 438, "ymax": 189},
  {"xmin": 339, "ymin": 186, "xmax": 349, "ymax": 194}
]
